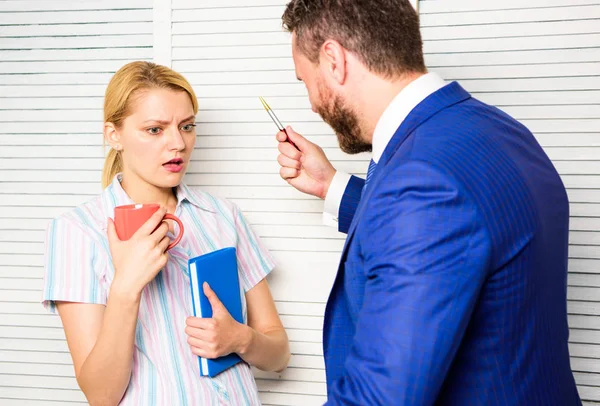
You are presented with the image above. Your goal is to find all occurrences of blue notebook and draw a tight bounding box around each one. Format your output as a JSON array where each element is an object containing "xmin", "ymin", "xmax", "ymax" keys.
[{"xmin": 188, "ymin": 247, "xmax": 243, "ymax": 377}]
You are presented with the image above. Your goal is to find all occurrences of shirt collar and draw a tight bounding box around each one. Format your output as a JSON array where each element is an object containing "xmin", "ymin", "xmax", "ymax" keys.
[
  {"xmin": 104, "ymin": 173, "xmax": 215, "ymax": 213},
  {"xmin": 176, "ymin": 181, "xmax": 216, "ymax": 212},
  {"xmin": 371, "ymin": 72, "xmax": 447, "ymax": 163}
]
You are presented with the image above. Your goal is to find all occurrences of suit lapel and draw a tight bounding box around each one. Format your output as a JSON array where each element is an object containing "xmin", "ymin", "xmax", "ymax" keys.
[
  {"xmin": 324, "ymin": 83, "xmax": 472, "ymax": 353},
  {"xmin": 341, "ymin": 82, "xmax": 472, "ymax": 252}
]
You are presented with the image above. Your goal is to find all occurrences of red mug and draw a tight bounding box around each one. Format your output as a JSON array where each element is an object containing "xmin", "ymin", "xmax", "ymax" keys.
[{"xmin": 114, "ymin": 204, "xmax": 184, "ymax": 251}]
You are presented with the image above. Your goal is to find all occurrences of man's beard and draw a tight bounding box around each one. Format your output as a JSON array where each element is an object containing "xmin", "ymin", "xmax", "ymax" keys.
[{"xmin": 315, "ymin": 82, "xmax": 371, "ymax": 155}]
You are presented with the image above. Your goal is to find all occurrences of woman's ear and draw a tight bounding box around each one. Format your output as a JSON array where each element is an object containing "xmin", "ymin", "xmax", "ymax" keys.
[{"xmin": 104, "ymin": 122, "xmax": 121, "ymax": 151}]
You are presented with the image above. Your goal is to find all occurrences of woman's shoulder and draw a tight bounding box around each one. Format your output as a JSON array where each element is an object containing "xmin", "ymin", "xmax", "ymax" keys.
[{"xmin": 49, "ymin": 194, "xmax": 108, "ymax": 240}]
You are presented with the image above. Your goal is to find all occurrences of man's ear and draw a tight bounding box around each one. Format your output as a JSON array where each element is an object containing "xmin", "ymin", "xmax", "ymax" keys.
[
  {"xmin": 104, "ymin": 122, "xmax": 121, "ymax": 151},
  {"xmin": 320, "ymin": 39, "xmax": 347, "ymax": 85}
]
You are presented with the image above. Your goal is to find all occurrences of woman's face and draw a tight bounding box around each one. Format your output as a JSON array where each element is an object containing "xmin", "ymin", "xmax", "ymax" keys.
[{"xmin": 107, "ymin": 88, "xmax": 197, "ymax": 189}]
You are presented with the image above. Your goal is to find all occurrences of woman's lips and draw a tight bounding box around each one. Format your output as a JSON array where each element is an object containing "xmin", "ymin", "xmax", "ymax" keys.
[{"xmin": 163, "ymin": 158, "xmax": 184, "ymax": 173}]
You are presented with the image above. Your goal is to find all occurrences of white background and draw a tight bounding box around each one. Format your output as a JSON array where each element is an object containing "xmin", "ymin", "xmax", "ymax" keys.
[{"xmin": 0, "ymin": 0, "xmax": 599, "ymax": 405}]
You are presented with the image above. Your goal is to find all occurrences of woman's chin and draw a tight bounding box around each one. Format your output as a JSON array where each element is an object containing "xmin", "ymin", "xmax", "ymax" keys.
[{"xmin": 156, "ymin": 168, "xmax": 186, "ymax": 187}]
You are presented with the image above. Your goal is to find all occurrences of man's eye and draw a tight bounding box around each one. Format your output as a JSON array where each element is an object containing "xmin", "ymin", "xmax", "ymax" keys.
[
  {"xmin": 181, "ymin": 124, "xmax": 196, "ymax": 132},
  {"xmin": 147, "ymin": 127, "xmax": 162, "ymax": 135}
]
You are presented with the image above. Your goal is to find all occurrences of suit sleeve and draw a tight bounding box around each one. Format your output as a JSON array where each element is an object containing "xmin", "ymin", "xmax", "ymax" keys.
[
  {"xmin": 338, "ymin": 175, "xmax": 365, "ymax": 234},
  {"xmin": 325, "ymin": 160, "xmax": 492, "ymax": 406}
]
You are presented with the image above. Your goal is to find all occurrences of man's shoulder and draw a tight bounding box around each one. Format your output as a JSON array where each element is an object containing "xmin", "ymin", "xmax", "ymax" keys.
[{"xmin": 407, "ymin": 97, "xmax": 528, "ymax": 168}]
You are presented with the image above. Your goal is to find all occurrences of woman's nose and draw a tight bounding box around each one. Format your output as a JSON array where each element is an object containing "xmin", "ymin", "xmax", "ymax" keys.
[{"xmin": 167, "ymin": 127, "xmax": 185, "ymax": 151}]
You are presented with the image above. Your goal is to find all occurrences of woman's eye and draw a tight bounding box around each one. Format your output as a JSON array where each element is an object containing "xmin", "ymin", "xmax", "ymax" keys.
[
  {"xmin": 181, "ymin": 124, "xmax": 196, "ymax": 132},
  {"xmin": 147, "ymin": 127, "xmax": 162, "ymax": 135}
]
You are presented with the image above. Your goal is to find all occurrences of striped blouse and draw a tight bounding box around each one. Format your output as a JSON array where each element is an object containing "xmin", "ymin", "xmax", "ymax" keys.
[{"xmin": 42, "ymin": 174, "xmax": 275, "ymax": 405}]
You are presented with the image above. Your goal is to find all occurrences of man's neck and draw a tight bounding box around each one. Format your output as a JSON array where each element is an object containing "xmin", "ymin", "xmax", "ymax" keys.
[{"xmin": 355, "ymin": 71, "xmax": 426, "ymax": 144}]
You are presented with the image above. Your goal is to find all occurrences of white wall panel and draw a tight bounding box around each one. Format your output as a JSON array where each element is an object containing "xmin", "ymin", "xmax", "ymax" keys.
[{"xmin": 0, "ymin": 1, "xmax": 154, "ymax": 405}]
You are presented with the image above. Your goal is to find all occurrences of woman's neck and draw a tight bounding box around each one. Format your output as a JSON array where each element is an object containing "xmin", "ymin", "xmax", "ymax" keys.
[{"xmin": 120, "ymin": 173, "xmax": 178, "ymax": 212}]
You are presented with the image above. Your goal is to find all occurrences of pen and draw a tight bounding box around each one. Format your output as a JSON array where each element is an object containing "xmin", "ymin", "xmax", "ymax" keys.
[{"xmin": 259, "ymin": 96, "xmax": 298, "ymax": 149}]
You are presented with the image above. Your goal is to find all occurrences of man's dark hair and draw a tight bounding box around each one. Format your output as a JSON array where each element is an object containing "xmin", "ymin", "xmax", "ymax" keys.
[{"xmin": 282, "ymin": 0, "xmax": 426, "ymax": 78}]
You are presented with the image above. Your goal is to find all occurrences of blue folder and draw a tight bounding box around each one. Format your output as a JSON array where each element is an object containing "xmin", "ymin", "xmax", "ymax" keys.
[{"xmin": 188, "ymin": 247, "xmax": 243, "ymax": 377}]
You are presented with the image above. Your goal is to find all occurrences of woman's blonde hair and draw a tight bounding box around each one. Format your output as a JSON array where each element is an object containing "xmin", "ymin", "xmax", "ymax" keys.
[{"xmin": 101, "ymin": 61, "xmax": 199, "ymax": 188}]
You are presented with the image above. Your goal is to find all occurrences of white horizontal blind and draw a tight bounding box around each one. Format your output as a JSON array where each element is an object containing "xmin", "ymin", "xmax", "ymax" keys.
[
  {"xmin": 0, "ymin": 1, "xmax": 154, "ymax": 405},
  {"xmin": 171, "ymin": 1, "xmax": 347, "ymax": 404},
  {"xmin": 419, "ymin": 0, "xmax": 600, "ymax": 404}
]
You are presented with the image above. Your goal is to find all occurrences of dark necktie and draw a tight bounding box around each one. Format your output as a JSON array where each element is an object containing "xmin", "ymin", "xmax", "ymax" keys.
[{"xmin": 363, "ymin": 159, "xmax": 377, "ymax": 193}]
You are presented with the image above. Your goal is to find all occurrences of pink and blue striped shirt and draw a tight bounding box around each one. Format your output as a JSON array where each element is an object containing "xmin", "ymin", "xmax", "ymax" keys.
[{"xmin": 42, "ymin": 174, "xmax": 275, "ymax": 405}]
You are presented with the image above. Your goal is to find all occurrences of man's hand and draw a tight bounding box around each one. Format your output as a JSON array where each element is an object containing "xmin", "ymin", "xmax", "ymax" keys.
[{"xmin": 277, "ymin": 126, "xmax": 336, "ymax": 200}]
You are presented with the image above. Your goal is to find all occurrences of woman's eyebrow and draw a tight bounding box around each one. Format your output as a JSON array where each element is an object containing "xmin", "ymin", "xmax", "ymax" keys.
[
  {"xmin": 179, "ymin": 115, "xmax": 196, "ymax": 123},
  {"xmin": 142, "ymin": 115, "xmax": 196, "ymax": 125},
  {"xmin": 143, "ymin": 118, "xmax": 170, "ymax": 125}
]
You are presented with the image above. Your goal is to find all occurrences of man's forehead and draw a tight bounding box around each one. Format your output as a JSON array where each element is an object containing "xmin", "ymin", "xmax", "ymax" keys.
[
  {"xmin": 290, "ymin": 34, "xmax": 308, "ymax": 62},
  {"xmin": 290, "ymin": 32, "xmax": 299, "ymax": 56},
  {"xmin": 290, "ymin": 34, "xmax": 301, "ymax": 66}
]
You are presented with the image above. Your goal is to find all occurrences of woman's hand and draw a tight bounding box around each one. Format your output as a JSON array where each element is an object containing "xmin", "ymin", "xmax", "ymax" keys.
[
  {"xmin": 107, "ymin": 208, "xmax": 171, "ymax": 298},
  {"xmin": 185, "ymin": 282, "xmax": 251, "ymax": 359}
]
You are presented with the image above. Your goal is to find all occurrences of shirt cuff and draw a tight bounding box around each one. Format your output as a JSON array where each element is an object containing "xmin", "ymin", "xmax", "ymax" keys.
[{"xmin": 322, "ymin": 171, "xmax": 352, "ymax": 227}]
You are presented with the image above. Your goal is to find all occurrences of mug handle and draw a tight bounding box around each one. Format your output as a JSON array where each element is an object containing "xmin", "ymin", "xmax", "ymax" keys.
[{"xmin": 163, "ymin": 213, "xmax": 184, "ymax": 250}]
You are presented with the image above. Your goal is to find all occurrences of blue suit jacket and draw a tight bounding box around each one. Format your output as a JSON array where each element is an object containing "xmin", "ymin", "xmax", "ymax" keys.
[{"xmin": 323, "ymin": 82, "xmax": 581, "ymax": 405}]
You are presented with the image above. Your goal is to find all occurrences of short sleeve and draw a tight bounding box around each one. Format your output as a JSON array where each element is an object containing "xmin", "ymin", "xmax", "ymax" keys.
[
  {"xmin": 233, "ymin": 205, "xmax": 276, "ymax": 292},
  {"xmin": 42, "ymin": 217, "xmax": 108, "ymax": 313}
]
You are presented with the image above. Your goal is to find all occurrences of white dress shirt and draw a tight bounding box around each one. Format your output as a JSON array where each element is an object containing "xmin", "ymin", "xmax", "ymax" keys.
[{"xmin": 323, "ymin": 72, "xmax": 447, "ymax": 226}]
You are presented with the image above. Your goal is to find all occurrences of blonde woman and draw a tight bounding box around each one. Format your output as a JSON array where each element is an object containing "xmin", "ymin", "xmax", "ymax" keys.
[{"xmin": 42, "ymin": 61, "xmax": 290, "ymax": 405}]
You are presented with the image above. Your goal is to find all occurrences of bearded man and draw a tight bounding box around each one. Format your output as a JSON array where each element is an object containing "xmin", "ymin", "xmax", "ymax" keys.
[{"xmin": 275, "ymin": 1, "xmax": 581, "ymax": 405}]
